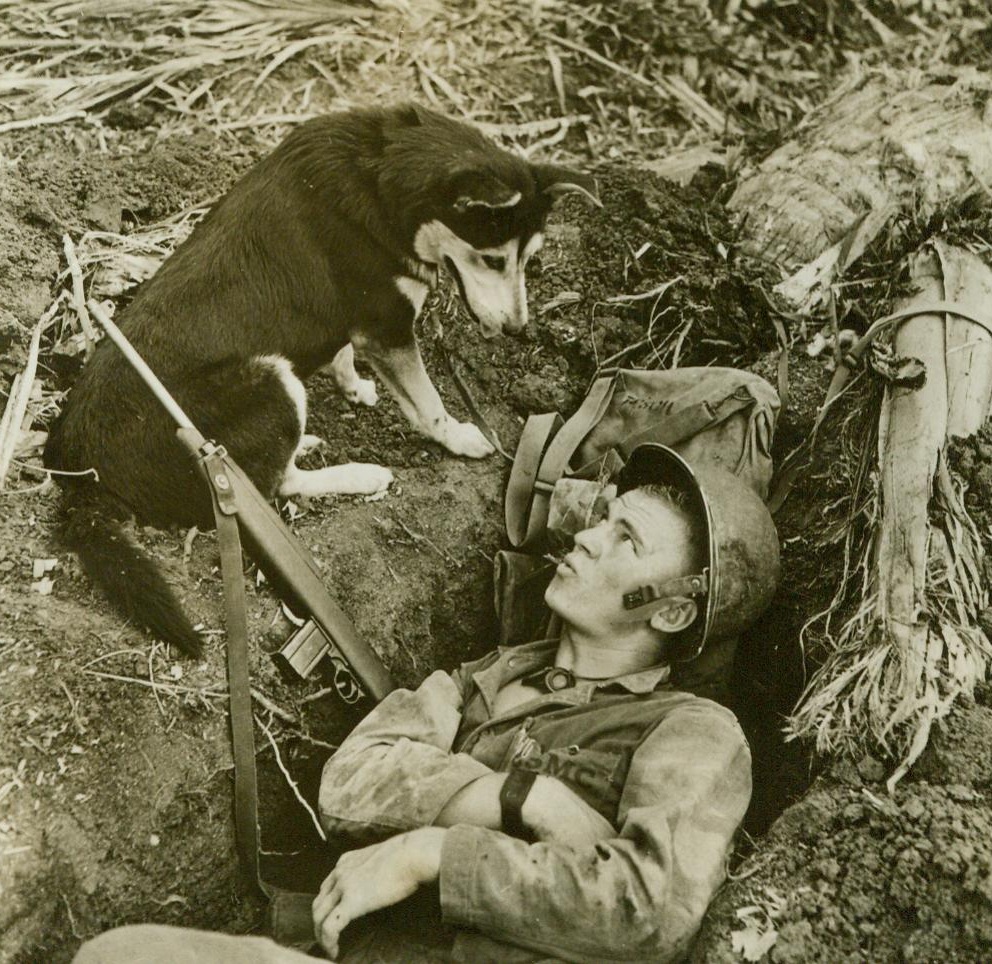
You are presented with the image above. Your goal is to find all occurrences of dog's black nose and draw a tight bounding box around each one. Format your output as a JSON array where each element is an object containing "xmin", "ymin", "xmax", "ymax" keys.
[{"xmin": 506, "ymin": 324, "xmax": 534, "ymax": 341}]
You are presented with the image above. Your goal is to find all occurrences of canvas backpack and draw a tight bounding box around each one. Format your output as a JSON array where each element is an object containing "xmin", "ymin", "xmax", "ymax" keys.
[{"xmin": 496, "ymin": 366, "xmax": 781, "ymax": 653}]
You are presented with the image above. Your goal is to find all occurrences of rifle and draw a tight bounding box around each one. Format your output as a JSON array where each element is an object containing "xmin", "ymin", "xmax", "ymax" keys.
[
  {"xmin": 87, "ymin": 299, "xmax": 394, "ymax": 703},
  {"xmin": 88, "ymin": 300, "xmax": 393, "ymax": 926}
]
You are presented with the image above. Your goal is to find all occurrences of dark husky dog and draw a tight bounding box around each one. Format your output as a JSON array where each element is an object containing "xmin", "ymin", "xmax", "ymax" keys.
[{"xmin": 44, "ymin": 103, "xmax": 598, "ymax": 656}]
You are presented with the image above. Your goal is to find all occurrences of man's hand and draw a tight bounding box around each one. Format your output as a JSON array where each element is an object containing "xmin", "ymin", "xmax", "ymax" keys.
[
  {"xmin": 312, "ymin": 827, "xmax": 446, "ymax": 960},
  {"xmin": 522, "ymin": 775, "xmax": 616, "ymax": 847}
]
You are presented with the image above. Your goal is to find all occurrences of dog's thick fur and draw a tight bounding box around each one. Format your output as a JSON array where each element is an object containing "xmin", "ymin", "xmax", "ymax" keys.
[{"xmin": 45, "ymin": 104, "xmax": 597, "ymax": 656}]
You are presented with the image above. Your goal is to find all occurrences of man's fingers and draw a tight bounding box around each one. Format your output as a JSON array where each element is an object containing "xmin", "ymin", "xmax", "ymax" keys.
[
  {"xmin": 317, "ymin": 903, "xmax": 355, "ymax": 959},
  {"xmin": 312, "ymin": 885, "xmax": 343, "ymax": 936},
  {"xmin": 317, "ymin": 868, "xmax": 339, "ymax": 897}
]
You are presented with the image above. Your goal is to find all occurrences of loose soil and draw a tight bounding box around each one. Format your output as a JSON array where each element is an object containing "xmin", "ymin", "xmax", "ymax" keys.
[
  {"xmin": 693, "ymin": 688, "xmax": 992, "ymax": 963},
  {"xmin": 2, "ymin": 60, "xmax": 992, "ymax": 964}
]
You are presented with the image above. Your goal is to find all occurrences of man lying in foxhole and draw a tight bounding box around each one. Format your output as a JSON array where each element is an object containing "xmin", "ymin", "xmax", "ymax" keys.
[{"xmin": 73, "ymin": 443, "xmax": 780, "ymax": 963}]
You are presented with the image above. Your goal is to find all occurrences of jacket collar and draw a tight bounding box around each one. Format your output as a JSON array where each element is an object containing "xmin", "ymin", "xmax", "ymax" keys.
[{"xmin": 472, "ymin": 637, "xmax": 671, "ymax": 709}]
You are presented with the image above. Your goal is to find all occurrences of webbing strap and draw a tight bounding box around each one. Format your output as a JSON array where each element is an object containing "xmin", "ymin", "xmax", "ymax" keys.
[
  {"xmin": 768, "ymin": 300, "xmax": 992, "ymax": 514},
  {"xmin": 203, "ymin": 448, "xmax": 269, "ymax": 899},
  {"xmin": 505, "ymin": 411, "xmax": 564, "ymax": 548},
  {"xmin": 505, "ymin": 377, "xmax": 616, "ymax": 549}
]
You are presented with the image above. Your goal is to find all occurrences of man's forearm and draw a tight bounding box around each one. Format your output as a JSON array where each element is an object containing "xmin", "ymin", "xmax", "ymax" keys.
[
  {"xmin": 437, "ymin": 704, "xmax": 753, "ymax": 962},
  {"xmin": 433, "ymin": 772, "xmax": 505, "ymax": 829},
  {"xmin": 434, "ymin": 772, "xmax": 616, "ymax": 848}
]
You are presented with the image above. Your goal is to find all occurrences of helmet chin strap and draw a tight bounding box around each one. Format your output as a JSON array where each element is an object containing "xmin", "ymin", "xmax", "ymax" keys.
[{"xmin": 616, "ymin": 569, "xmax": 709, "ymax": 624}]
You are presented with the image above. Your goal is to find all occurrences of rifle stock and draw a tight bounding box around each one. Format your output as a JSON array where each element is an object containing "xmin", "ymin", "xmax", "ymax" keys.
[{"xmin": 189, "ymin": 439, "xmax": 394, "ymax": 702}]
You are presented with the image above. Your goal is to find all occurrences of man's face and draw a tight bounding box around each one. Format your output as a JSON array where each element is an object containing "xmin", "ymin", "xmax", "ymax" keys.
[{"xmin": 544, "ymin": 488, "xmax": 697, "ymax": 637}]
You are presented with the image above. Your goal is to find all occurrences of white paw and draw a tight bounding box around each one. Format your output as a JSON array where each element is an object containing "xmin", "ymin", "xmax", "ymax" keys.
[
  {"xmin": 443, "ymin": 421, "xmax": 495, "ymax": 459},
  {"xmin": 347, "ymin": 463, "xmax": 394, "ymax": 494},
  {"xmin": 345, "ymin": 377, "xmax": 379, "ymax": 407},
  {"xmin": 297, "ymin": 434, "xmax": 324, "ymax": 455}
]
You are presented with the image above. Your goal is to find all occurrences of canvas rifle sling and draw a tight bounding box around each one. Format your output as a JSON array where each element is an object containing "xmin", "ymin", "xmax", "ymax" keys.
[
  {"xmin": 202, "ymin": 448, "xmax": 270, "ymax": 899},
  {"xmin": 203, "ymin": 448, "xmax": 366, "ymax": 948}
]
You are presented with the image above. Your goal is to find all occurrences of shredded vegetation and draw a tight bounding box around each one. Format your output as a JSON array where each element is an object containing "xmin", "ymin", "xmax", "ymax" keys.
[
  {"xmin": 0, "ymin": 0, "xmax": 412, "ymax": 134},
  {"xmin": 785, "ymin": 205, "xmax": 992, "ymax": 780}
]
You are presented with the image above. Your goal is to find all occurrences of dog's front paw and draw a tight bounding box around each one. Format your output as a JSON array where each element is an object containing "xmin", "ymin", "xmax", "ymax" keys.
[
  {"xmin": 347, "ymin": 463, "xmax": 394, "ymax": 493},
  {"xmin": 443, "ymin": 421, "xmax": 495, "ymax": 459},
  {"xmin": 345, "ymin": 377, "xmax": 379, "ymax": 407}
]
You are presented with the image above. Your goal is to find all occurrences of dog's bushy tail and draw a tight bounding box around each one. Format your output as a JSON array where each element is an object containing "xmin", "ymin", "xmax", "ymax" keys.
[{"xmin": 60, "ymin": 486, "xmax": 204, "ymax": 658}]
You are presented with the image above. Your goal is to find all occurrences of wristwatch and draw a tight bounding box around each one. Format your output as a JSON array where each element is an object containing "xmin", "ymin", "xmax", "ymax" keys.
[{"xmin": 500, "ymin": 768, "xmax": 538, "ymax": 841}]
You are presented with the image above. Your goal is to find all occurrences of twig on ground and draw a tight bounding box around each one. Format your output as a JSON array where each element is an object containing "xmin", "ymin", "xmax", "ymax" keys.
[
  {"xmin": 477, "ymin": 114, "xmax": 592, "ymax": 138},
  {"xmin": 0, "ymin": 374, "xmax": 23, "ymax": 487},
  {"xmin": 595, "ymin": 337, "xmax": 650, "ymax": 372},
  {"xmin": 57, "ymin": 678, "xmax": 87, "ymax": 736},
  {"xmin": 148, "ymin": 646, "xmax": 166, "ymax": 718},
  {"xmin": 0, "ymin": 110, "xmax": 87, "ymax": 134},
  {"xmin": 287, "ymin": 732, "xmax": 338, "ymax": 752},
  {"xmin": 80, "ymin": 668, "xmax": 297, "ymax": 725},
  {"xmin": 605, "ymin": 277, "xmax": 683, "ymax": 305},
  {"xmin": 10, "ymin": 462, "xmax": 98, "ymax": 482},
  {"xmin": 299, "ymin": 686, "xmax": 337, "ymax": 703},
  {"xmin": 83, "ymin": 668, "xmax": 227, "ymax": 705},
  {"xmin": 541, "ymin": 33, "xmax": 733, "ymax": 134},
  {"xmin": 392, "ymin": 513, "xmax": 457, "ymax": 564},
  {"xmin": 256, "ymin": 714, "xmax": 327, "ymax": 842},
  {"xmin": 0, "ymin": 303, "xmax": 58, "ymax": 490},
  {"xmin": 60, "ymin": 893, "xmax": 82, "ymax": 939},
  {"xmin": 62, "ymin": 234, "xmax": 98, "ymax": 354},
  {"xmin": 182, "ymin": 527, "xmax": 199, "ymax": 565},
  {"xmin": 250, "ymin": 687, "xmax": 298, "ymax": 725}
]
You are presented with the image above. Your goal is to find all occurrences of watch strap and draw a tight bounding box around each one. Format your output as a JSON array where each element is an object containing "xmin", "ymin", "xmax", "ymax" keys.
[{"xmin": 500, "ymin": 768, "xmax": 538, "ymax": 841}]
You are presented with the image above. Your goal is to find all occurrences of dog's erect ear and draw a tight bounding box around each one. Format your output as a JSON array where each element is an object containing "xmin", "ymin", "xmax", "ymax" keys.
[
  {"xmin": 451, "ymin": 169, "xmax": 522, "ymax": 213},
  {"xmin": 534, "ymin": 164, "xmax": 602, "ymax": 208}
]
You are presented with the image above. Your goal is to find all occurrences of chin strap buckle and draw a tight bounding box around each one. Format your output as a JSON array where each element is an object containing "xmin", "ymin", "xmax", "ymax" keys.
[{"xmin": 623, "ymin": 568, "xmax": 709, "ymax": 612}]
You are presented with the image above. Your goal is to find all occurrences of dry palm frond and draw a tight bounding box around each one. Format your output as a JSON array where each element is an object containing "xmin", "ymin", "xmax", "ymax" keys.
[
  {"xmin": 0, "ymin": 0, "xmax": 409, "ymax": 132},
  {"xmin": 4, "ymin": 207, "xmax": 207, "ymax": 492},
  {"xmin": 49, "ymin": 206, "xmax": 207, "ymax": 350}
]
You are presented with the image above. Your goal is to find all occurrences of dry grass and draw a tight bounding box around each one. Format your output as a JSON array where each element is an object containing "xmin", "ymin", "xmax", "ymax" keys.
[
  {"xmin": 0, "ymin": 204, "xmax": 212, "ymax": 494},
  {"xmin": 0, "ymin": 0, "xmax": 410, "ymax": 133},
  {"xmin": 3, "ymin": 1, "xmax": 979, "ymax": 158}
]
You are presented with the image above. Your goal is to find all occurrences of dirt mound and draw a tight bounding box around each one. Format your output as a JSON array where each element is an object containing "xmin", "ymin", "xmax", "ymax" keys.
[
  {"xmin": 3, "ymin": 108, "xmax": 990, "ymax": 964},
  {"xmin": 694, "ymin": 690, "xmax": 992, "ymax": 963},
  {"xmin": 693, "ymin": 403, "xmax": 992, "ymax": 964}
]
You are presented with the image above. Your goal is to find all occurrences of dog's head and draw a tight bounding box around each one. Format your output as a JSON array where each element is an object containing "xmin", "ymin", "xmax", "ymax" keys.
[{"xmin": 380, "ymin": 106, "xmax": 600, "ymax": 337}]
